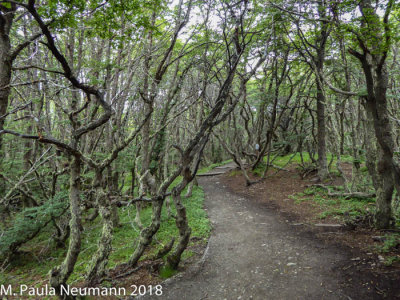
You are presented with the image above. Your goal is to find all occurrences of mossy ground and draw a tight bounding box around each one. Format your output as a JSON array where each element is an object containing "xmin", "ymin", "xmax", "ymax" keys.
[{"xmin": 0, "ymin": 166, "xmax": 214, "ymax": 291}]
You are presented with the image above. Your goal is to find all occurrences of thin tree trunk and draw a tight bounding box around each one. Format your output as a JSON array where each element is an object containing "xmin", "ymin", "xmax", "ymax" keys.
[
  {"xmin": 166, "ymin": 192, "xmax": 191, "ymax": 269},
  {"xmin": 315, "ymin": 53, "xmax": 328, "ymax": 181},
  {"xmin": 49, "ymin": 157, "xmax": 82, "ymax": 298},
  {"xmin": 0, "ymin": 10, "xmax": 14, "ymax": 163},
  {"xmin": 86, "ymin": 172, "xmax": 114, "ymax": 285},
  {"xmin": 128, "ymin": 200, "xmax": 163, "ymax": 267}
]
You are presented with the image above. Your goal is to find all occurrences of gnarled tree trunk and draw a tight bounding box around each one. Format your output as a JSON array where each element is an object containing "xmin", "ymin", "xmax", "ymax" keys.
[
  {"xmin": 49, "ymin": 157, "xmax": 82, "ymax": 298},
  {"xmin": 86, "ymin": 172, "xmax": 114, "ymax": 285}
]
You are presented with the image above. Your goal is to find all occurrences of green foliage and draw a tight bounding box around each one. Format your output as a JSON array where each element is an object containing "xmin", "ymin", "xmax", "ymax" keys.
[
  {"xmin": 263, "ymin": 152, "xmax": 363, "ymax": 173},
  {"xmin": 374, "ymin": 234, "xmax": 400, "ymax": 266},
  {"xmin": 0, "ymin": 191, "xmax": 68, "ymax": 258},
  {"xmin": 32, "ymin": 0, "xmax": 165, "ymax": 44},
  {"xmin": 252, "ymin": 161, "xmax": 267, "ymax": 177},
  {"xmin": 380, "ymin": 234, "xmax": 400, "ymax": 253},
  {"xmin": 289, "ymin": 186, "xmax": 375, "ymax": 221},
  {"xmin": 268, "ymin": 152, "xmax": 312, "ymax": 167},
  {"xmin": 383, "ymin": 256, "xmax": 400, "ymax": 266},
  {"xmin": 37, "ymin": 0, "xmax": 86, "ymax": 28},
  {"xmin": 0, "ymin": 185, "xmax": 210, "ymax": 287},
  {"xmin": 0, "ymin": 2, "xmax": 12, "ymax": 9},
  {"xmin": 85, "ymin": 0, "xmax": 165, "ymax": 40}
]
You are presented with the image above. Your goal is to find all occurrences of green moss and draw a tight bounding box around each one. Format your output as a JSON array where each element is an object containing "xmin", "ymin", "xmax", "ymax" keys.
[
  {"xmin": 1, "ymin": 183, "xmax": 211, "ymax": 288},
  {"xmin": 288, "ymin": 186, "xmax": 375, "ymax": 221},
  {"xmin": 159, "ymin": 265, "xmax": 178, "ymax": 279},
  {"xmin": 252, "ymin": 161, "xmax": 267, "ymax": 177},
  {"xmin": 266, "ymin": 152, "xmax": 363, "ymax": 170},
  {"xmin": 228, "ymin": 170, "xmax": 241, "ymax": 176}
]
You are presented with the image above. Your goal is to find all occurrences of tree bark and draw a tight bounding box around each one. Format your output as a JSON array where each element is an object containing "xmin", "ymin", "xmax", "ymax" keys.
[
  {"xmin": 49, "ymin": 157, "xmax": 82, "ymax": 298},
  {"xmin": 316, "ymin": 79, "xmax": 328, "ymax": 180},
  {"xmin": 315, "ymin": 2, "xmax": 329, "ymax": 181},
  {"xmin": 166, "ymin": 191, "xmax": 191, "ymax": 269},
  {"xmin": 349, "ymin": 0, "xmax": 397, "ymax": 228},
  {"xmin": 0, "ymin": 7, "xmax": 14, "ymax": 160},
  {"xmin": 128, "ymin": 200, "xmax": 163, "ymax": 267},
  {"xmin": 86, "ymin": 172, "xmax": 114, "ymax": 285}
]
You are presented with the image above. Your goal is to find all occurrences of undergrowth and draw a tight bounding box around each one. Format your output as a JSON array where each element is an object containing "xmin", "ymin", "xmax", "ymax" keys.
[
  {"xmin": 197, "ymin": 159, "xmax": 232, "ymax": 175},
  {"xmin": 0, "ymin": 173, "xmax": 212, "ymax": 290},
  {"xmin": 250, "ymin": 152, "xmax": 360, "ymax": 177},
  {"xmin": 289, "ymin": 186, "xmax": 375, "ymax": 221}
]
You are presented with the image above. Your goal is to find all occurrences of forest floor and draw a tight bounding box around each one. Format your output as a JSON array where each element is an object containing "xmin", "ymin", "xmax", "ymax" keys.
[{"xmin": 137, "ymin": 162, "xmax": 400, "ymax": 300}]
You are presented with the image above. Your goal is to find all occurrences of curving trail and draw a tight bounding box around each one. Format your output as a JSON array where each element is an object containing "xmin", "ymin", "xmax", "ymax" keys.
[{"xmin": 138, "ymin": 164, "xmax": 379, "ymax": 300}]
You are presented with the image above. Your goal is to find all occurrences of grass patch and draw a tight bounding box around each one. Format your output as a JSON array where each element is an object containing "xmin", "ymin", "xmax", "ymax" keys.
[
  {"xmin": 374, "ymin": 234, "xmax": 400, "ymax": 266},
  {"xmin": 241, "ymin": 152, "xmax": 362, "ymax": 179},
  {"xmin": 228, "ymin": 170, "xmax": 241, "ymax": 177},
  {"xmin": 383, "ymin": 255, "xmax": 400, "ymax": 266},
  {"xmin": 159, "ymin": 265, "xmax": 178, "ymax": 279},
  {"xmin": 197, "ymin": 159, "xmax": 232, "ymax": 174},
  {"xmin": 289, "ymin": 186, "xmax": 375, "ymax": 221},
  {"xmin": 270, "ymin": 152, "xmax": 313, "ymax": 167},
  {"xmin": 266, "ymin": 152, "xmax": 361, "ymax": 169},
  {"xmin": 379, "ymin": 234, "xmax": 400, "ymax": 253}
]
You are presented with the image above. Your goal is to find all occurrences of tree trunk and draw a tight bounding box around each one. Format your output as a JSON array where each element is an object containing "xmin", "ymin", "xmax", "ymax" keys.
[
  {"xmin": 351, "ymin": 12, "xmax": 397, "ymax": 227},
  {"xmin": 314, "ymin": 2, "xmax": 329, "ymax": 181},
  {"xmin": 316, "ymin": 83, "xmax": 328, "ymax": 180},
  {"xmin": 86, "ymin": 172, "xmax": 113, "ymax": 285},
  {"xmin": 363, "ymin": 103, "xmax": 379, "ymax": 191},
  {"xmin": 0, "ymin": 11, "xmax": 13, "ymax": 162},
  {"xmin": 364, "ymin": 92, "xmax": 396, "ymax": 228},
  {"xmin": 375, "ymin": 147, "xmax": 395, "ymax": 229},
  {"xmin": 166, "ymin": 192, "xmax": 191, "ymax": 269},
  {"xmin": 128, "ymin": 200, "xmax": 163, "ymax": 267},
  {"xmin": 49, "ymin": 157, "xmax": 82, "ymax": 298}
]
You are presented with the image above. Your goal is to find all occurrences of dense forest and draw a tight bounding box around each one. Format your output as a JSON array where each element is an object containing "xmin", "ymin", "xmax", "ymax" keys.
[{"xmin": 1, "ymin": 0, "xmax": 400, "ymax": 298}]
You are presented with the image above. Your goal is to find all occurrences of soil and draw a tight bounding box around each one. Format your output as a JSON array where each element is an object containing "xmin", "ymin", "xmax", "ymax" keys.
[
  {"xmin": 6, "ymin": 163, "xmax": 398, "ymax": 299},
  {"xmin": 222, "ymin": 165, "xmax": 400, "ymax": 298},
  {"xmin": 134, "ymin": 162, "xmax": 400, "ymax": 300}
]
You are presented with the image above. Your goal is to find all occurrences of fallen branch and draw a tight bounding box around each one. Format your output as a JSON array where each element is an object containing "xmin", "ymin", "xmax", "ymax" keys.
[
  {"xmin": 114, "ymin": 266, "xmax": 142, "ymax": 280},
  {"xmin": 111, "ymin": 192, "xmax": 172, "ymax": 206},
  {"xmin": 327, "ymin": 192, "xmax": 376, "ymax": 199},
  {"xmin": 307, "ymin": 184, "xmax": 375, "ymax": 199},
  {"xmin": 306, "ymin": 183, "xmax": 330, "ymax": 190},
  {"xmin": 267, "ymin": 164, "xmax": 290, "ymax": 172},
  {"xmin": 196, "ymin": 171, "xmax": 225, "ymax": 176}
]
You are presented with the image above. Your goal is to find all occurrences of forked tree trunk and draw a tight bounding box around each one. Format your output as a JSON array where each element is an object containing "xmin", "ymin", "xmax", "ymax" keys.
[{"xmin": 350, "ymin": 0, "xmax": 397, "ymax": 227}]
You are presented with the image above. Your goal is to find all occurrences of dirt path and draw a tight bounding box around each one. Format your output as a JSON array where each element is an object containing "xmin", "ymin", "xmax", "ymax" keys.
[{"xmin": 138, "ymin": 164, "xmax": 390, "ymax": 300}]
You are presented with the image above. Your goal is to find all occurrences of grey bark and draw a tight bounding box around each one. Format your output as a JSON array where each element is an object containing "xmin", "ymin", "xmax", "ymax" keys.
[
  {"xmin": 349, "ymin": 0, "xmax": 397, "ymax": 228},
  {"xmin": 49, "ymin": 157, "xmax": 82, "ymax": 299}
]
